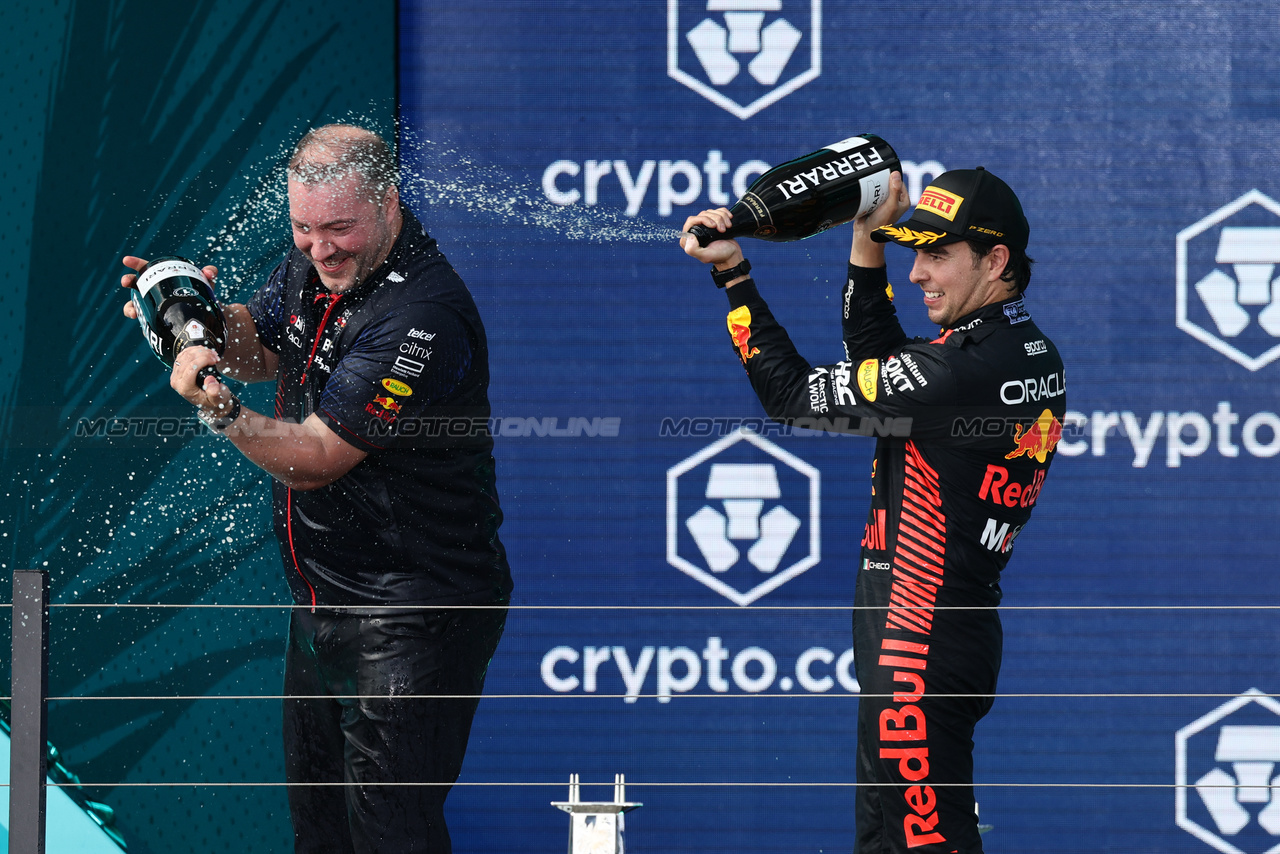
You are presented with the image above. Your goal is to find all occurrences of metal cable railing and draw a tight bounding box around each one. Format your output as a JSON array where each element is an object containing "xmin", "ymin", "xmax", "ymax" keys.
[{"xmin": 7, "ymin": 570, "xmax": 1276, "ymax": 850}]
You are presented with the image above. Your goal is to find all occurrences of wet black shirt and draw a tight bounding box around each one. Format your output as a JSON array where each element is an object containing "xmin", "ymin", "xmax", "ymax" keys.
[{"xmin": 247, "ymin": 209, "xmax": 512, "ymax": 609}]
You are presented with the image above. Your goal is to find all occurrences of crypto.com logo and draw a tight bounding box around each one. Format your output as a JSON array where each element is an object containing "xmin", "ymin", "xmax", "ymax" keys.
[
  {"xmin": 1176, "ymin": 688, "xmax": 1280, "ymax": 854},
  {"xmin": 1177, "ymin": 190, "xmax": 1280, "ymax": 371},
  {"xmin": 668, "ymin": 0, "xmax": 821, "ymax": 120},
  {"xmin": 667, "ymin": 428, "xmax": 820, "ymax": 606}
]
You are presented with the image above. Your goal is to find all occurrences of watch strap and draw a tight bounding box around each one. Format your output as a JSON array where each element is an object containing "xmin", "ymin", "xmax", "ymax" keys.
[
  {"xmin": 198, "ymin": 396, "xmax": 242, "ymax": 432},
  {"xmin": 711, "ymin": 258, "xmax": 751, "ymax": 288}
]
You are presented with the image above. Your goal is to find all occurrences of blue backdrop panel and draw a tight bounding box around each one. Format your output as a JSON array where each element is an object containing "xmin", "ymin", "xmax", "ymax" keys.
[{"xmin": 400, "ymin": 2, "xmax": 1280, "ymax": 853}]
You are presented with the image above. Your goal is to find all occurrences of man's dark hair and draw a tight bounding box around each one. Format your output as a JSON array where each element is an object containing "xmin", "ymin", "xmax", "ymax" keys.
[
  {"xmin": 288, "ymin": 124, "xmax": 399, "ymax": 199},
  {"xmin": 968, "ymin": 240, "xmax": 1035, "ymax": 294}
]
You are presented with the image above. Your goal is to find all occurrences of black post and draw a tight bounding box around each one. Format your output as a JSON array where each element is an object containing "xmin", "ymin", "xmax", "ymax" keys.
[{"xmin": 10, "ymin": 569, "xmax": 49, "ymax": 854}]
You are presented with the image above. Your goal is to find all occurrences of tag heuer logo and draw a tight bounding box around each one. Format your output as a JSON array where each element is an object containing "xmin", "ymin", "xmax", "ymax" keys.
[{"xmin": 668, "ymin": 0, "xmax": 821, "ymax": 120}]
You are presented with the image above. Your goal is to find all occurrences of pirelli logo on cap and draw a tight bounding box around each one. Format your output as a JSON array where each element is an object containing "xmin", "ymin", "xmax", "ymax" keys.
[{"xmin": 917, "ymin": 186, "xmax": 964, "ymax": 222}]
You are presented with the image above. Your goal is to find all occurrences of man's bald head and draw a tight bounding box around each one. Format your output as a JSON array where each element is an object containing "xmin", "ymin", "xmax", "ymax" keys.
[
  {"xmin": 287, "ymin": 124, "xmax": 399, "ymax": 201},
  {"xmin": 286, "ymin": 125, "xmax": 404, "ymax": 292}
]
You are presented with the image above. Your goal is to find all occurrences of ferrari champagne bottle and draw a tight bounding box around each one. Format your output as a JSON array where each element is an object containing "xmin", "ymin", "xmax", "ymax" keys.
[
  {"xmin": 688, "ymin": 134, "xmax": 900, "ymax": 247},
  {"xmin": 130, "ymin": 255, "xmax": 228, "ymax": 384}
]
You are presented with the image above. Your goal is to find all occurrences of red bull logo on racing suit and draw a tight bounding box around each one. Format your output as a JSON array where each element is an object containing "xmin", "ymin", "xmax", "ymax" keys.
[
  {"xmin": 727, "ymin": 306, "xmax": 760, "ymax": 363},
  {"xmin": 1005, "ymin": 408, "xmax": 1063, "ymax": 463}
]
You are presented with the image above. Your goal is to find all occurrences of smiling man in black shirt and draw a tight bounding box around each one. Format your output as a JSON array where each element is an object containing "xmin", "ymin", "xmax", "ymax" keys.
[{"xmin": 122, "ymin": 124, "xmax": 512, "ymax": 854}]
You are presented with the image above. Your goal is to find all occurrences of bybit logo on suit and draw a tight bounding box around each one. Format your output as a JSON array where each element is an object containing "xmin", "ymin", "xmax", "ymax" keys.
[{"xmin": 669, "ymin": 0, "xmax": 821, "ymax": 120}]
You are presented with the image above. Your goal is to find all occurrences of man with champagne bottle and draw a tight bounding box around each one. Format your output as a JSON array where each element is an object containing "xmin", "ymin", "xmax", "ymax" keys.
[
  {"xmin": 682, "ymin": 165, "xmax": 1064, "ymax": 854},
  {"xmin": 120, "ymin": 124, "xmax": 512, "ymax": 854}
]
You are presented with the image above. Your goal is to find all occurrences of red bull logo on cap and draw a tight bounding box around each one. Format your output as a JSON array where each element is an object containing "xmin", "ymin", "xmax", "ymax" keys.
[
  {"xmin": 727, "ymin": 306, "xmax": 760, "ymax": 363},
  {"xmin": 1005, "ymin": 408, "xmax": 1062, "ymax": 463}
]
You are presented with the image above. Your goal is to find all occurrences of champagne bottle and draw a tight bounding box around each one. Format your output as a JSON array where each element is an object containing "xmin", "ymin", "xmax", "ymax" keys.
[
  {"xmin": 688, "ymin": 134, "xmax": 900, "ymax": 247},
  {"xmin": 130, "ymin": 255, "xmax": 228, "ymax": 385}
]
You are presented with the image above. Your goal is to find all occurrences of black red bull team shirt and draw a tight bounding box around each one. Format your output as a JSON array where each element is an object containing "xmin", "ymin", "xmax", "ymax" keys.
[{"xmin": 247, "ymin": 208, "xmax": 512, "ymax": 610}]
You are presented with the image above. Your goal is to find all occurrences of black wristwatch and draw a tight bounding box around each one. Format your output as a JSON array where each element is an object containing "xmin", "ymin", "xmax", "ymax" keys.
[
  {"xmin": 198, "ymin": 396, "xmax": 242, "ymax": 433},
  {"xmin": 711, "ymin": 258, "xmax": 751, "ymax": 288}
]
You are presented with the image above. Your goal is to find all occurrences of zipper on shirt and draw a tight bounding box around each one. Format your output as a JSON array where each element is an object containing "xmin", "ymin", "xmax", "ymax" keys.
[
  {"xmin": 287, "ymin": 291, "xmax": 341, "ymax": 613},
  {"xmin": 286, "ymin": 488, "xmax": 318, "ymax": 612},
  {"xmin": 300, "ymin": 293, "xmax": 343, "ymax": 387}
]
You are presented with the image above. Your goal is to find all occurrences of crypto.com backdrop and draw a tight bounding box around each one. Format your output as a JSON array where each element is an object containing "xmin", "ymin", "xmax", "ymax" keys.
[{"xmin": 401, "ymin": 3, "xmax": 1280, "ymax": 853}]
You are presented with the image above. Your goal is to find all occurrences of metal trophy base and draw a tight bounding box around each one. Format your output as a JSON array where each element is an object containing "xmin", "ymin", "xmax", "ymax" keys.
[{"xmin": 551, "ymin": 774, "xmax": 642, "ymax": 854}]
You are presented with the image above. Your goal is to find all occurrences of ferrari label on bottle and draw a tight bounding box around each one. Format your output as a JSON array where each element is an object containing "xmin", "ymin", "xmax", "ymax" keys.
[
  {"xmin": 137, "ymin": 258, "xmax": 207, "ymax": 298},
  {"xmin": 857, "ymin": 171, "xmax": 893, "ymax": 218},
  {"xmin": 823, "ymin": 136, "xmax": 873, "ymax": 154},
  {"xmin": 741, "ymin": 192, "xmax": 772, "ymax": 229},
  {"xmin": 775, "ymin": 146, "xmax": 887, "ymax": 201},
  {"xmin": 689, "ymin": 133, "xmax": 900, "ymax": 248}
]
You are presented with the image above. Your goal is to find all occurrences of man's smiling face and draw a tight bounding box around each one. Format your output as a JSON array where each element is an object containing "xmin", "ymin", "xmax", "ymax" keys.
[
  {"xmin": 288, "ymin": 172, "xmax": 399, "ymax": 293},
  {"xmin": 909, "ymin": 241, "xmax": 1013, "ymax": 328}
]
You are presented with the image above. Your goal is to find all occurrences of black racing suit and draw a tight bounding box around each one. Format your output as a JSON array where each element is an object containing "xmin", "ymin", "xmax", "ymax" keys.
[
  {"xmin": 247, "ymin": 208, "xmax": 512, "ymax": 854},
  {"xmin": 723, "ymin": 264, "xmax": 1065, "ymax": 854}
]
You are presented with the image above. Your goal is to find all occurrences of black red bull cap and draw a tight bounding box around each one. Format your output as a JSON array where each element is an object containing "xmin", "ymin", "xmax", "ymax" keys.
[{"xmin": 872, "ymin": 167, "xmax": 1029, "ymax": 252}]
